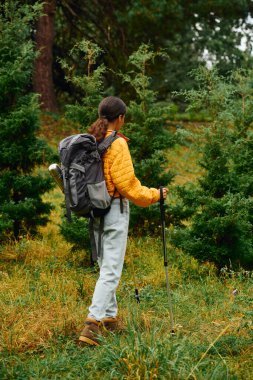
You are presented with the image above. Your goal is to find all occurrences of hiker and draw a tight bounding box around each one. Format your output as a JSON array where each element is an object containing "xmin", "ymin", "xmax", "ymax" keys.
[{"xmin": 79, "ymin": 96, "xmax": 168, "ymax": 346}]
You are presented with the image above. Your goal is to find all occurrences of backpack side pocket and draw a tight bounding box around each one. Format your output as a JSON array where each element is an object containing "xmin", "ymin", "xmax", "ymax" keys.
[{"xmin": 87, "ymin": 181, "xmax": 111, "ymax": 209}]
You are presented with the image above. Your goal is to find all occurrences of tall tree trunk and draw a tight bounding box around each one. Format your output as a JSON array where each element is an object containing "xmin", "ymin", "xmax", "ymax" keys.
[{"xmin": 33, "ymin": 0, "xmax": 57, "ymax": 112}]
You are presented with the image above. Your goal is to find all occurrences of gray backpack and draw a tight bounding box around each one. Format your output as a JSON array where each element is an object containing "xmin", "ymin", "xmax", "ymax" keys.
[
  {"xmin": 59, "ymin": 131, "xmax": 119, "ymax": 261},
  {"xmin": 59, "ymin": 131, "xmax": 118, "ymax": 220}
]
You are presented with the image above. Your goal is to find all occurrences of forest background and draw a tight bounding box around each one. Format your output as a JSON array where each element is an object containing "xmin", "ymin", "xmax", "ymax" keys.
[
  {"xmin": 32, "ymin": 0, "xmax": 253, "ymax": 112},
  {"xmin": 1, "ymin": 1, "xmax": 253, "ymax": 379}
]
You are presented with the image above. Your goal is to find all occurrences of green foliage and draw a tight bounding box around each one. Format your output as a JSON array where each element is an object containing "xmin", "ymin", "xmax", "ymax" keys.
[
  {"xmin": 53, "ymin": 0, "xmax": 253, "ymax": 104},
  {"xmin": 0, "ymin": 1, "xmax": 53, "ymax": 240},
  {"xmin": 59, "ymin": 40, "xmax": 106, "ymax": 251},
  {"xmin": 122, "ymin": 44, "xmax": 175, "ymax": 233},
  {"xmin": 59, "ymin": 215, "xmax": 90, "ymax": 253},
  {"xmin": 60, "ymin": 40, "xmax": 106, "ymax": 127},
  {"xmin": 169, "ymin": 67, "xmax": 253, "ymax": 269}
]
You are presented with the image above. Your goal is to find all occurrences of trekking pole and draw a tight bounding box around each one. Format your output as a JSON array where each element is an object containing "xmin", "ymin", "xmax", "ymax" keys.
[
  {"xmin": 129, "ymin": 254, "xmax": 140, "ymax": 303},
  {"xmin": 160, "ymin": 186, "xmax": 175, "ymax": 335}
]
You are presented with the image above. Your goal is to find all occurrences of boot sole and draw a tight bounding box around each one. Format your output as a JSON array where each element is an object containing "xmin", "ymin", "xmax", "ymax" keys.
[{"xmin": 78, "ymin": 335, "xmax": 99, "ymax": 346}]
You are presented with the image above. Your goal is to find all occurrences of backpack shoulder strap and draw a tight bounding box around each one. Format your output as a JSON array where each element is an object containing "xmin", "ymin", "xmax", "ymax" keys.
[
  {"xmin": 61, "ymin": 166, "xmax": 72, "ymax": 222},
  {"xmin": 98, "ymin": 131, "xmax": 119, "ymax": 156}
]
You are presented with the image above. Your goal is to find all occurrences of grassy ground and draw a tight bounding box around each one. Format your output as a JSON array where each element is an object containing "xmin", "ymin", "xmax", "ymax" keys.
[{"xmin": 0, "ymin": 122, "xmax": 252, "ymax": 379}]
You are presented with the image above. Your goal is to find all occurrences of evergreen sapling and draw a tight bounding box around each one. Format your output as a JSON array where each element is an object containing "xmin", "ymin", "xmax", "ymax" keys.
[
  {"xmin": 169, "ymin": 67, "xmax": 253, "ymax": 269},
  {"xmin": 122, "ymin": 44, "xmax": 175, "ymax": 233},
  {"xmin": 59, "ymin": 40, "xmax": 106, "ymax": 253}
]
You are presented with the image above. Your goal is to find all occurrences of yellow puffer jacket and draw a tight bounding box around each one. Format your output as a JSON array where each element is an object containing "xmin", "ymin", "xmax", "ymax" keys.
[{"xmin": 103, "ymin": 130, "xmax": 160, "ymax": 207}]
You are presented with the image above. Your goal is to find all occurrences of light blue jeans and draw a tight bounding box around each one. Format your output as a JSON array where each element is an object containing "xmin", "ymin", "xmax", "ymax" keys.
[{"xmin": 88, "ymin": 198, "xmax": 129, "ymax": 321}]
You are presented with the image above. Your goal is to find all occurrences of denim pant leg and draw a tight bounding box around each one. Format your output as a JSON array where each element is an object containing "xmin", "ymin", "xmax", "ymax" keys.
[{"xmin": 88, "ymin": 199, "xmax": 129, "ymax": 321}]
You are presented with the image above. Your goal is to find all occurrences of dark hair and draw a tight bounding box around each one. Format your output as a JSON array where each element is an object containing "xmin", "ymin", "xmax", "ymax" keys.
[{"xmin": 88, "ymin": 96, "xmax": 127, "ymax": 142}]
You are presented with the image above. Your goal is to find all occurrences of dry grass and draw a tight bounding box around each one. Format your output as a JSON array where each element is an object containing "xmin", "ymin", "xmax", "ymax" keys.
[{"xmin": 0, "ymin": 187, "xmax": 93, "ymax": 353}]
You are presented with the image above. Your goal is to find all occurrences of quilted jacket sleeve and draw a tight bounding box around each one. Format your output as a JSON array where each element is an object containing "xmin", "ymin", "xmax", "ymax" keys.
[{"xmin": 110, "ymin": 138, "xmax": 160, "ymax": 207}]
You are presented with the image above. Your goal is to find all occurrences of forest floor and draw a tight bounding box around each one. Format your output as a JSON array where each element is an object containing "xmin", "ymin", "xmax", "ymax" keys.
[{"xmin": 0, "ymin": 120, "xmax": 252, "ymax": 379}]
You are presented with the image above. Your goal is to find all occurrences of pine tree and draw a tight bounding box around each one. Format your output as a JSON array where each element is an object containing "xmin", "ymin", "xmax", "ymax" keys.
[
  {"xmin": 0, "ymin": 1, "xmax": 53, "ymax": 240},
  {"xmin": 169, "ymin": 67, "xmax": 253, "ymax": 269},
  {"xmin": 59, "ymin": 40, "xmax": 105, "ymax": 252},
  {"xmin": 122, "ymin": 44, "xmax": 175, "ymax": 233},
  {"xmin": 60, "ymin": 40, "xmax": 106, "ymax": 126}
]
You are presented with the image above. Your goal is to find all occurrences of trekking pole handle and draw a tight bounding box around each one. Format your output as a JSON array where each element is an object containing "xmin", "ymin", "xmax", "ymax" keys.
[
  {"xmin": 160, "ymin": 186, "xmax": 165, "ymax": 220},
  {"xmin": 160, "ymin": 186, "xmax": 164, "ymax": 202}
]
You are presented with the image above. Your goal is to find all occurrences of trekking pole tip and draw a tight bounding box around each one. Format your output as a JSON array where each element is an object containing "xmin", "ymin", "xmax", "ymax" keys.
[{"xmin": 134, "ymin": 289, "xmax": 140, "ymax": 303}]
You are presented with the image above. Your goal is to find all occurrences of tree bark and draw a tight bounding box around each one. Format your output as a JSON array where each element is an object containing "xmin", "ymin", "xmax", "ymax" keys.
[{"xmin": 33, "ymin": 0, "xmax": 57, "ymax": 112}]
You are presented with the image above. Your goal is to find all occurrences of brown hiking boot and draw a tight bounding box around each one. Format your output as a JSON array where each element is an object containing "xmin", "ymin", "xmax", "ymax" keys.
[
  {"xmin": 78, "ymin": 318, "xmax": 101, "ymax": 346},
  {"xmin": 101, "ymin": 317, "xmax": 124, "ymax": 333}
]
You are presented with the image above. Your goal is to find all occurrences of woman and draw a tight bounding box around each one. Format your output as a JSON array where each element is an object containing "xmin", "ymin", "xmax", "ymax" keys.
[{"xmin": 79, "ymin": 96, "xmax": 168, "ymax": 346}]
